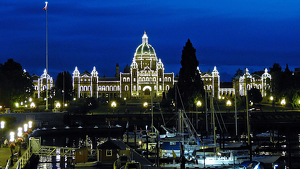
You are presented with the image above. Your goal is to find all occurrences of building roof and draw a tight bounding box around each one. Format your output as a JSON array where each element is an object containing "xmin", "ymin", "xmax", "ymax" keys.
[{"xmin": 97, "ymin": 139, "xmax": 122, "ymax": 150}]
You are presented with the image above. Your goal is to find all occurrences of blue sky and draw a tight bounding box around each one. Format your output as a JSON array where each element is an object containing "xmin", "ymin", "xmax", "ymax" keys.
[{"xmin": 1, "ymin": 1, "xmax": 299, "ymax": 81}]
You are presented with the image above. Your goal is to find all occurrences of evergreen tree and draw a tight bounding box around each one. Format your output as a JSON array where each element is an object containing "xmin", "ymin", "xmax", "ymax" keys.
[
  {"xmin": 234, "ymin": 68, "xmax": 244, "ymax": 78},
  {"xmin": 55, "ymin": 71, "xmax": 73, "ymax": 102},
  {"xmin": 176, "ymin": 39, "xmax": 204, "ymax": 110},
  {"xmin": 0, "ymin": 59, "xmax": 33, "ymax": 108}
]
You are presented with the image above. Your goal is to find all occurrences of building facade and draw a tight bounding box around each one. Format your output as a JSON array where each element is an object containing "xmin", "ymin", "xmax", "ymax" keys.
[
  {"xmin": 72, "ymin": 32, "xmax": 175, "ymax": 100},
  {"xmin": 201, "ymin": 67, "xmax": 272, "ymax": 99},
  {"xmin": 32, "ymin": 69, "xmax": 54, "ymax": 99}
]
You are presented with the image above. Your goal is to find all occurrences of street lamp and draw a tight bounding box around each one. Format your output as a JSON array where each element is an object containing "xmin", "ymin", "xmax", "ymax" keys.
[
  {"xmin": 9, "ymin": 132, "xmax": 15, "ymax": 142},
  {"xmin": 144, "ymin": 102, "xmax": 148, "ymax": 113},
  {"xmin": 196, "ymin": 101, "xmax": 202, "ymax": 130},
  {"xmin": 281, "ymin": 98, "xmax": 286, "ymax": 111},
  {"xmin": 226, "ymin": 100, "xmax": 232, "ymax": 107},
  {"xmin": 55, "ymin": 102, "xmax": 61, "ymax": 109},
  {"xmin": 17, "ymin": 127, "xmax": 23, "ymax": 137},
  {"xmin": 1, "ymin": 121, "xmax": 4, "ymax": 129},
  {"xmin": 28, "ymin": 121, "xmax": 33, "ymax": 129},
  {"xmin": 24, "ymin": 124, "xmax": 28, "ymax": 132},
  {"xmin": 111, "ymin": 101, "xmax": 116, "ymax": 114}
]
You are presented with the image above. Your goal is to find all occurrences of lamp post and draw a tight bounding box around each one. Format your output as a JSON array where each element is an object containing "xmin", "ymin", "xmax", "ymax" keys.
[
  {"xmin": 143, "ymin": 102, "xmax": 148, "ymax": 113},
  {"xmin": 1, "ymin": 121, "xmax": 4, "ymax": 144},
  {"xmin": 196, "ymin": 101, "xmax": 202, "ymax": 130},
  {"xmin": 226, "ymin": 100, "xmax": 232, "ymax": 113},
  {"xmin": 111, "ymin": 101, "xmax": 116, "ymax": 114},
  {"xmin": 281, "ymin": 98, "xmax": 286, "ymax": 111},
  {"xmin": 1, "ymin": 121, "xmax": 4, "ymax": 129}
]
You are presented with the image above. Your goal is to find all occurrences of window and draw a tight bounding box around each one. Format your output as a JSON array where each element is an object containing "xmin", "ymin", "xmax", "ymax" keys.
[
  {"xmin": 166, "ymin": 85, "xmax": 170, "ymax": 91},
  {"xmin": 133, "ymin": 85, "xmax": 136, "ymax": 91},
  {"xmin": 106, "ymin": 149, "xmax": 112, "ymax": 156},
  {"xmin": 125, "ymin": 85, "xmax": 129, "ymax": 91}
]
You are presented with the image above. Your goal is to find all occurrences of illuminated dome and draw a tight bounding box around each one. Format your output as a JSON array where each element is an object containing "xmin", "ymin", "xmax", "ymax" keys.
[{"xmin": 135, "ymin": 32, "xmax": 156, "ymax": 55}]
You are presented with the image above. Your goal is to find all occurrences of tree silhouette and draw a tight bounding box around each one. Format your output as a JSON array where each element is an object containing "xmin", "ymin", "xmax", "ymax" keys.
[
  {"xmin": 176, "ymin": 39, "xmax": 204, "ymax": 110},
  {"xmin": 0, "ymin": 59, "xmax": 33, "ymax": 108},
  {"xmin": 55, "ymin": 71, "xmax": 73, "ymax": 102}
]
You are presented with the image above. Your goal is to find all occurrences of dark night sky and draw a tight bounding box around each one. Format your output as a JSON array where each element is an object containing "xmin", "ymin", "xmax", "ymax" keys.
[{"xmin": 1, "ymin": 1, "xmax": 299, "ymax": 81}]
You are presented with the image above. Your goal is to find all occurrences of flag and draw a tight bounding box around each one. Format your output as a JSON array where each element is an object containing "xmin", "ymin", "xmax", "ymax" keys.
[{"xmin": 43, "ymin": 2, "xmax": 48, "ymax": 10}]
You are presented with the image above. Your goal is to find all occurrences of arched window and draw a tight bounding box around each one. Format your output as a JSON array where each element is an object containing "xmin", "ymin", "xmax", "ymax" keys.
[
  {"xmin": 153, "ymin": 77, "xmax": 156, "ymax": 81},
  {"xmin": 134, "ymin": 78, "xmax": 136, "ymax": 82},
  {"xmin": 165, "ymin": 77, "xmax": 167, "ymax": 82},
  {"xmin": 159, "ymin": 85, "xmax": 162, "ymax": 91},
  {"xmin": 127, "ymin": 77, "xmax": 130, "ymax": 82},
  {"xmin": 106, "ymin": 86, "xmax": 110, "ymax": 91},
  {"xmin": 133, "ymin": 85, "xmax": 136, "ymax": 91},
  {"xmin": 110, "ymin": 86, "xmax": 113, "ymax": 91},
  {"xmin": 168, "ymin": 77, "xmax": 171, "ymax": 82},
  {"xmin": 123, "ymin": 77, "xmax": 126, "ymax": 82},
  {"xmin": 166, "ymin": 85, "xmax": 170, "ymax": 91},
  {"xmin": 125, "ymin": 85, "xmax": 129, "ymax": 91},
  {"xmin": 102, "ymin": 86, "xmax": 105, "ymax": 91}
]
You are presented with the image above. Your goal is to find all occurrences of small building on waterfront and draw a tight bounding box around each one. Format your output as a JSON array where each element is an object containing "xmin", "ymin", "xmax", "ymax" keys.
[{"xmin": 97, "ymin": 139, "xmax": 123, "ymax": 164}]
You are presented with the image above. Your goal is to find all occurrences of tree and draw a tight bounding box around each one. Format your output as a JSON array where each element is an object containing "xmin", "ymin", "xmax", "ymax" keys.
[
  {"xmin": 0, "ymin": 59, "xmax": 33, "ymax": 108},
  {"xmin": 234, "ymin": 68, "xmax": 244, "ymax": 78},
  {"xmin": 247, "ymin": 88, "xmax": 263, "ymax": 105},
  {"xmin": 174, "ymin": 39, "xmax": 205, "ymax": 110},
  {"xmin": 55, "ymin": 71, "xmax": 73, "ymax": 102}
]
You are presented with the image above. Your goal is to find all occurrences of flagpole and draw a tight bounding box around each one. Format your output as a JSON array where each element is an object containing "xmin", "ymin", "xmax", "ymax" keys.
[{"xmin": 45, "ymin": 1, "xmax": 48, "ymax": 111}]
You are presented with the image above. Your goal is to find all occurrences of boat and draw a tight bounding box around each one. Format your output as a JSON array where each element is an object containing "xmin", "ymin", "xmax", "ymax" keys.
[
  {"xmin": 113, "ymin": 155, "xmax": 130, "ymax": 169},
  {"xmin": 72, "ymin": 161, "xmax": 99, "ymax": 167},
  {"xmin": 120, "ymin": 161, "xmax": 141, "ymax": 169}
]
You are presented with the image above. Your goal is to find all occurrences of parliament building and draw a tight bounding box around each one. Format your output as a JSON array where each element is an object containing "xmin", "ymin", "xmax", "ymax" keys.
[{"xmin": 32, "ymin": 32, "xmax": 272, "ymax": 102}]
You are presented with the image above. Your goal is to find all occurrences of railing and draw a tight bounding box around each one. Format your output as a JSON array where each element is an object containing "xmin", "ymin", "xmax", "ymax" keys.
[
  {"xmin": 15, "ymin": 147, "xmax": 32, "ymax": 169},
  {"xmin": 37, "ymin": 146, "xmax": 76, "ymax": 157},
  {"xmin": 10, "ymin": 137, "xmax": 77, "ymax": 169}
]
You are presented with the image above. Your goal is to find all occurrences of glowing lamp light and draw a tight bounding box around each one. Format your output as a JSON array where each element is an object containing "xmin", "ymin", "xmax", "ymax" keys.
[
  {"xmin": 270, "ymin": 96, "xmax": 274, "ymax": 101},
  {"xmin": 17, "ymin": 127, "xmax": 23, "ymax": 137},
  {"xmin": 1, "ymin": 121, "xmax": 5, "ymax": 129},
  {"xmin": 29, "ymin": 98, "xmax": 32, "ymax": 102},
  {"xmin": 124, "ymin": 98, "xmax": 127, "ymax": 101},
  {"xmin": 28, "ymin": 121, "xmax": 33, "ymax": 129},
  {"xmin": 196, "ymin": 101, "xmax": 202, "ymax": 107},
  {"xmin": 64, "ymin": 103, "xmax": 68, "ymax": 107},
  {"xmin": 143, "ymin": 102, "xmax": 148, "ymax": 107},
  {"xmin": 111, "ymin": 101, "xmax": 117, "ymax": 108},
  {"xmin": 15, "ymin": 103, "xmax": 19, "ymax": 108},
  {"xmin": 55, "ymin": 102, "xmax": 61, "ymax": 108},
  {"xmin": 281, "ymin": 99, "xmax": 286, "ymax": 106},
  {"xmin": 226, "ymin": 100, "xmax": 232, "ymax": 107},
  {"xmin": 30, "ymin": 102, "xmax": 36, "ymax": 108},
  {"xmin": 24, "ymin": 124, "xmax": 28, "ymax": 132},
  {"xmin": 10, "ymin": 132, "xmax": 15, "ymax": 142}
]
